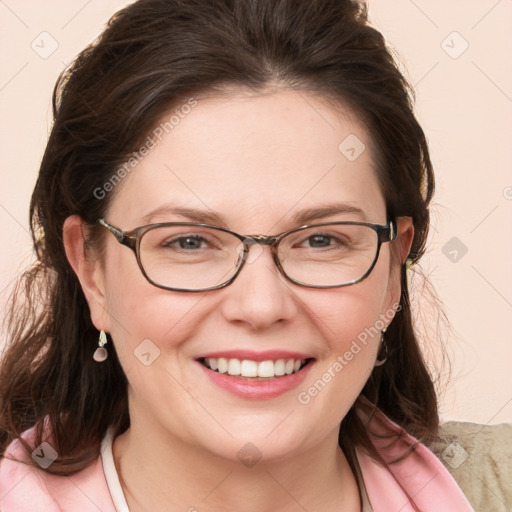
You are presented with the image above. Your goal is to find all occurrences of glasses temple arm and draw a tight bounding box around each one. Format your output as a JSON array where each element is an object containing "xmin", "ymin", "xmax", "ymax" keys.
[{"xmin": 97, "ymin": 219, "xmax": 126, "ymax": 243}]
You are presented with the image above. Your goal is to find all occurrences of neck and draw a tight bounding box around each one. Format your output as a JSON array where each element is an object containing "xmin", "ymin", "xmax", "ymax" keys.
[{"xmin": 112, "ymin": 420, "xmax": 361, "ymax": 512}]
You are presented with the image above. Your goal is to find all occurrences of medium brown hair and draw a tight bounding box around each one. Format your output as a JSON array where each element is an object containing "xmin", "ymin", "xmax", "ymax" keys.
[{"xmin": 1, "ymin": 0, "xmax": 441, "ymax": 496}]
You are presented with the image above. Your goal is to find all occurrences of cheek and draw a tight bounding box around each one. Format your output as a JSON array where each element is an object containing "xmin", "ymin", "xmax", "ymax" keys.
[
  {"xmin": 102, "ymin": 249, "xmax": 205, "ymax": 366},
  {"xmin": 306, "ymin": 254, "xmax": 392, "ymax": 351},
  {"xmin": 294, "ymin": 255, "xmax": 393, "ymax": 415},
  {"xmin": 306, "ymin": 288, "xmax": 384, "ymax": 385},
  {"xmin": 104, "ymin": 274, "xmax": 213, "ymax": 437},
  {"xmin": 107, "ymin": 288, "xmax": 205, "ymax": 359}
]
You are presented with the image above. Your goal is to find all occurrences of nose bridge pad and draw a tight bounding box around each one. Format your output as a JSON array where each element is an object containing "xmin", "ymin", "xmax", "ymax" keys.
[{"xmin": 235, "ymin": 237, "xmax": 266, "ymax": 265}]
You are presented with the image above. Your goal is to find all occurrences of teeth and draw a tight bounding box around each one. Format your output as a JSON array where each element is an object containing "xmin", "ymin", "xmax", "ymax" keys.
[
  {"xmin": 217, "ymin": 357, "xmax": 228, "ymax": 374},
  {"xmin": 203, "ymin": 357, "xmax": 308, "ymax": 378},
  {"xmin": 274, "ymin": 359, "xmax": 285, "ymax": 376},
  {"xmin": 227, "ymin": 359, "xmax": 241, "ymax": 375},
  {"xmin": 258, "ymin": 360, "xmax": 275, "ymax": 378},
  {"xmin": 240, "ymin": 359, "xmax": 258, "ymax": 377}
]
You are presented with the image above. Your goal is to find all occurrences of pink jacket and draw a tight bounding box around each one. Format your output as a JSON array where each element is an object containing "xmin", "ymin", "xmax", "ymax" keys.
[{"xmin": 0, "ymin": 402, "xmax": 475, "ymax": 511}]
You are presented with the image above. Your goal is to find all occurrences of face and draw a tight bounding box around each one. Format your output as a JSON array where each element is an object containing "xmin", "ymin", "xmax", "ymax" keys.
[{"xmin": 80, "ymin": 88, "xmax": 412, "ymax": 463}]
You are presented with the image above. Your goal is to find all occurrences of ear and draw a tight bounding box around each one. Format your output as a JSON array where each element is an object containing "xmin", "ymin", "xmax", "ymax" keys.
[
  {"xmin": 394, "ymin": 216, "xmax": 415, "ymax": 266},
  {"xmin": 384, "ymin": 216, "xmax": 414, "ymax": 314},
  {"xmin": 62, "ymin": 215, "xmax": 111, "ymax": 332}
]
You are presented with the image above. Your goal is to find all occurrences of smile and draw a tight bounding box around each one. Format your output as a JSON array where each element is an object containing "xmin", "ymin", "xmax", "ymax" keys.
[
  {"xmin": 196, "ymin": 356, "xmax": 315, "ymax": 399},
  {"xmin": 199, "ymin": 357, "xmax": 313, "ymax": 379}
]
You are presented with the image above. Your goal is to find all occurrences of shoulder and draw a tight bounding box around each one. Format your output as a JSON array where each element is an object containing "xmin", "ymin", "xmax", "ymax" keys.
[
  {"xmin": 355, "ymin": 398, "xmax": 476, "ymax": 510},
  {"xmin": 0, "ymin": 422, "xmax": 115, "ymax": 512},
  {"xmin": 427, "ymin": 420, "xmax": 512, "ymax": 511}
]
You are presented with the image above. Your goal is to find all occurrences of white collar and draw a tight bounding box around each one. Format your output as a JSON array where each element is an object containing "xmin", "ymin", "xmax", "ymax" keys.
[{"xmin": 100, "ymin": 427, "xmax": 130, "ymax": 512}]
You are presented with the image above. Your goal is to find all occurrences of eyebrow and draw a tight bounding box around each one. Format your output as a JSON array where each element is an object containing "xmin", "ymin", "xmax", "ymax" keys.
[
  {"xmin": 292, "ymin": 203, "xmax": 368, "ymax": 224},
  {"xmin": 142, "ymin": 205, "xmax": 228, "ymax": 226},
  {"xmin": 141, "ymin": 202, "xmax": 368, "ymax": 227}
]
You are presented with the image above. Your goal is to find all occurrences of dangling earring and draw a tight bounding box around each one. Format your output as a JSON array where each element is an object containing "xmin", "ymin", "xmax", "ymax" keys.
[
  {"xmin": 93, "ymin": 330, "xmax": 108, "ymax": 362},
  {"xmin": 374, "ymin": 327, "xmax": 388, "ymax": 367}
]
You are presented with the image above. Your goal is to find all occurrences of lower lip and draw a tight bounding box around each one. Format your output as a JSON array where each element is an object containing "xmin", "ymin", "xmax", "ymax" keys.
[{"xmin": 196, "ymin": 360, "xmax": 315, "ymax": 399}]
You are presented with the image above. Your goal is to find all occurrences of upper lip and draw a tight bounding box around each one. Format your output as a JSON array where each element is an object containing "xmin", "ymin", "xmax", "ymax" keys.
[{"xmin": 196, "ymin": 350, "xmax": 314, "ymax": 362}]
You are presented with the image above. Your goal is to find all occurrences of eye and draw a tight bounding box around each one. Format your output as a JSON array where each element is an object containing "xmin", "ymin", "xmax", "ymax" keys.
[
  {"xmin": 304, "ymin": 234, "xmax": 334, "ymax": 248},
  {"xmin": 297, "ymin": 233, "xmax": 350, "ymax": 249},
  {"xmin": 164, "ymin": 235, "xmax": 210, "ymax": 250}
]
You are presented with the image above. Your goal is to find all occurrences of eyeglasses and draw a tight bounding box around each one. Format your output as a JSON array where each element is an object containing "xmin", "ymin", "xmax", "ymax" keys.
[{"xmin": 97, "ymin": 218, "xmax": 397, "ymax": 292}]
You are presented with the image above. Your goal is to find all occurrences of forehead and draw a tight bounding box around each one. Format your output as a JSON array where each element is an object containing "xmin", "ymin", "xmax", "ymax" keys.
[{"xmin": 108, "ymin": 88, "xmax": 386, "ymax": 230}]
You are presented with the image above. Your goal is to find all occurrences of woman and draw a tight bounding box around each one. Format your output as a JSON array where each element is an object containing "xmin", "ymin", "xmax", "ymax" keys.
[{"xmin": 0, "ymin": 0, "xmax": 477, "ymax": 510}]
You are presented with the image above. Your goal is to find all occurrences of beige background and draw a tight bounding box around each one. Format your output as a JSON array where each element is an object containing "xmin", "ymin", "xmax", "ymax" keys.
[{"xmin": 0, "ymin": 1, "xmax": 511, "ymax": 424}]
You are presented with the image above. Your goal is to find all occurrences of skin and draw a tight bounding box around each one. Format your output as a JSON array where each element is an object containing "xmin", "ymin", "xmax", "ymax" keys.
[{"xmin": 64, "ymin": 87, "xmax": 413, "ymax": 512}]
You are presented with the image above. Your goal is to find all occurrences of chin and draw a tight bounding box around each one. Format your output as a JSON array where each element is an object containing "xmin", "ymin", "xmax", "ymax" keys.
[{"xmin": 203, "ymin": 427, "xmax": 312, "ymax": 466}]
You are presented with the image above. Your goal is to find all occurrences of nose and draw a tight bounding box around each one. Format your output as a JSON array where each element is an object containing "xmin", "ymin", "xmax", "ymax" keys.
[{"xmin": 219, "ymin": 244, "xmax": 298, "ymax": 331}]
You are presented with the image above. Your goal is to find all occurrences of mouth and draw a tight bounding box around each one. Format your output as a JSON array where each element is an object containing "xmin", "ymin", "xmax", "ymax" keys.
[
  {"xmin": 195, "ymin": 353, "xmax": 316, "ymax": 399},
  {"xmin": 197, "ymin": 356, "xmax": 315, "ymax": 380}
]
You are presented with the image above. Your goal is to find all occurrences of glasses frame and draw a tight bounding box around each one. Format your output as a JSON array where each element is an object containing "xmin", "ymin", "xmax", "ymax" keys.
[{"xmin": 97, "ymin": 217, "xmax": 397, "ymax": 292}]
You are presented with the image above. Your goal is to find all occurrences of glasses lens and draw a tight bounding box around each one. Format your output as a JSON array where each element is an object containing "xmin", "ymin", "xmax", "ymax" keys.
[
  {"xmin": 139, "ymin": 226, "xmax": 241, "ymax": 290},
  {"xmin": 278, "ymin": 224, "xmax": 379, "ymax": 287}
]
